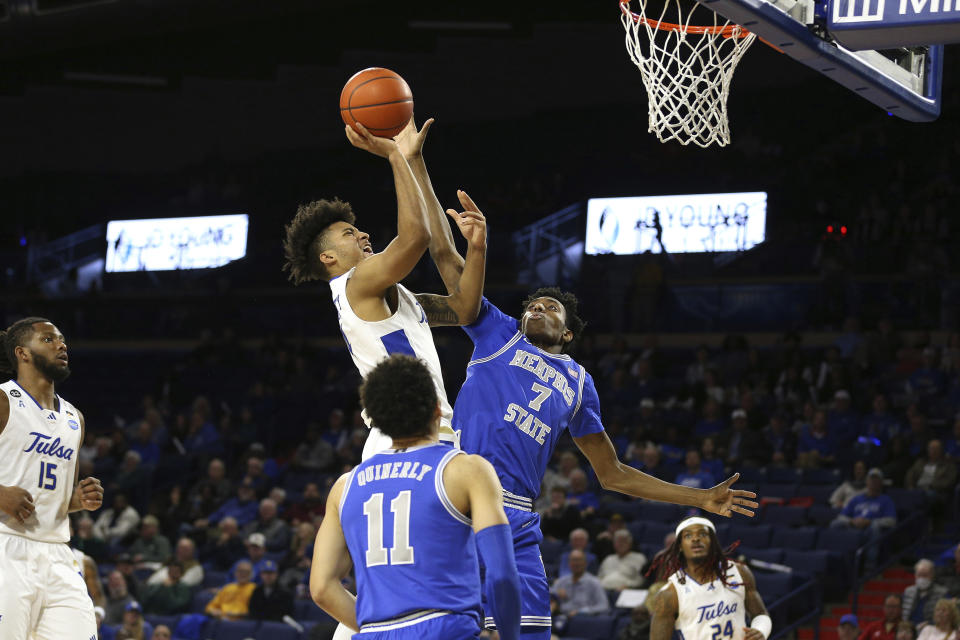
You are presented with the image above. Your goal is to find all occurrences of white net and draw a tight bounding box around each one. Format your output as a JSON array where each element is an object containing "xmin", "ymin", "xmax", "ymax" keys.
[{"xmin": 620, "ymin": 0, "xmax": 757, "ymax": 147}]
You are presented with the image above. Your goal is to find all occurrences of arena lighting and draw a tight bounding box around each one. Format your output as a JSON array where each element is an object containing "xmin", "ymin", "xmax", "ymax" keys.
[
  {"xmin": 585, "ymin": 192, "xmax": 766, "ymax": 255},
  {"xmin": 104, "ymin": 214, "xmax": 248, "ymax": 272}
]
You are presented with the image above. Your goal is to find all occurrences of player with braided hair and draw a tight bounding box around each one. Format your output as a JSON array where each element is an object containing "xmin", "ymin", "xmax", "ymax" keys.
[
  {"xmin": 649, "ymin": 517, "xmax": 771, "ymax": 640},
  {"xmin": 0, "ymin": 317, "xmax": 104, "ymax": 639}
]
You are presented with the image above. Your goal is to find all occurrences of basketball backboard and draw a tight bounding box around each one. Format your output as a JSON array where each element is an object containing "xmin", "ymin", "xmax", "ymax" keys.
[{"xmin": 699, "ymin": 0, "xmax": 945, "ymax": 120}]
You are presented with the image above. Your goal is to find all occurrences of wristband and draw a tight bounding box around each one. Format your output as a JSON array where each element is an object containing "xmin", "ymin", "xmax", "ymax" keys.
[{"xmin": 750, "ymin": 614, "xmax": 772, "ymax": 639}]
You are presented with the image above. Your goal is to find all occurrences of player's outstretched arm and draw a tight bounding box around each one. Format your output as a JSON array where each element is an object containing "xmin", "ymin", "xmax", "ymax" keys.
[
  {"xmin": 445, "ymin": 454, "xmax": 521, "ymax": 640},
  {"xmin": 739, "ymin": 563, "xmax": 772, "ymax": 640},
  {"xmin": 394, "ymin": 117, "xmax": 466, "ymax": 293},
  {"xmin": 573, "ymin": 432, "xmax": 759, "ymax": 518},
  {"xmin": 649, "ymin": 583, "xmax": 679, "ymax": 640},
  {"xmin": 346, "ymin": 122, "xmax": 431, "ymax": 298},
  {"xmin": 309, "ymin": 474, "xmax": 359, "ymax": 632},
  {"xmin": 414, "ymin": 190, "xmax": 487, "ymax": 326}
]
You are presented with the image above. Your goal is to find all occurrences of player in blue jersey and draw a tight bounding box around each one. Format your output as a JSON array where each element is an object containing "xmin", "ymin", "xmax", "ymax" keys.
[
  {"xmin": 450, "ymin": 288, "xmax": 760, "ymax": 638},
  {"xmin": 309, "ymin": 355, "xmax": 522, "ymax": 640}
]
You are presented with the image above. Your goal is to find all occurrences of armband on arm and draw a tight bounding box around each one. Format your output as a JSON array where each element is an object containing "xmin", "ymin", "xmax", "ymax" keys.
[{"xmin": 751, "ymin": 614, "xmax": 772, "ymax": 639}]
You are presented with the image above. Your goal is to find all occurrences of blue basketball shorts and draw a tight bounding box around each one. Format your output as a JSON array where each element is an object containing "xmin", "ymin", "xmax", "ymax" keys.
[{"xmin": 356, "ymin": 611, "xmax": 481, "ymax": 639}]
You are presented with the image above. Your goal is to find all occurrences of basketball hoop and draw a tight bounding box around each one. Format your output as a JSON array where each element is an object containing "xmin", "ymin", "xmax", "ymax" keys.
[{"xmin": 619, "ymin": 0, "xmax": 757, "ymax": 147}]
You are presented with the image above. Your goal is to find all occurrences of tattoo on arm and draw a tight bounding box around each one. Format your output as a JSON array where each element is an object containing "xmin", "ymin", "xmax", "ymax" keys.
[
  {"xmin": 739, "ymin": 564, "xmax": 769, "ymax": 617},
  {"xmin": 650, "ymin": 587, "xmax": 679, "ymax": 640},
  {"xmin": 416, "ymin": 294, "xmax": 461, "ymax": 327}
]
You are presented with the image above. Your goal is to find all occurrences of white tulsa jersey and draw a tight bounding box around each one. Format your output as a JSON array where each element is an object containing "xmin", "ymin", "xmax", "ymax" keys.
[
  {"xmin": 329, "ymin": 268, "xmax": 456, "ymax": 445},
  {"xmin": 0, "ymin": 380, "xmax": 81, "ymax": 543},
  {"xmin": 668, "ymin": 564, "xmax": 747, "ymax": 640}
]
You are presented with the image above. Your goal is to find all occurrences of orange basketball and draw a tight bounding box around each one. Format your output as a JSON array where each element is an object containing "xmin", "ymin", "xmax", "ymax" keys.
[{"xmin": 340, "ymin": 67, "xmax": 414, "ymax": 139}]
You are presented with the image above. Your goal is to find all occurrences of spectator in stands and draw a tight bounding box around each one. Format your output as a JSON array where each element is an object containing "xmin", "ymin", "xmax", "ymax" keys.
[
  {"xmin": 598, "ymin": 529, "xmax": 647, "ymax": 591},
  {"xmin": 830, "ymin": 468, "xmax": 896, "ymax": 569},
  {"xmin": 829, "ymin": 390, "xmax": 860, "ymax": 444},
  {"xmin": 202, "ymin": 516, "xmax": 246, "ymax": 571},
  {"xmin": 593, "ymin": 513, "xmax": 627, "ymax": 560},
  {"xmin": 231, "ymin": 532, "xmax": 270, "ymax": 582},
  {"xmin": 633, "ymin": 443, "xmax": 669, "ymax": 480},
  {"xmin": 248, "ymin": 560, "xmax": 293, "ymax": 621},
  {"xmin": 183, "ymin": 407, "xmax": 223, "ymax": 458},
  {"xmin": 831, "ymin": 460, "xmax": 868, "ymax": 508},
  {"xmin": 540, "ymin": 486, "xmax": 583, "ymax": 542},
  {"xmin": 675, "ymin": 450, "xmax": 715, "ymax": 489},
  {"xmin": 115, "ymin": 601, "xmax": 152, "ymax": 640},
  {"xmin": 551, "ymin": 550, "xmax": 609, "ymax": 617},
  {"xmin": 187, "ymin": 458, "xmax": 232, "ymax": 520},
  {"xmin": 267, "ymin": 487, "xmax": 288, "ymax": 518},
  {"xmin": 114, "ymin": 554, "xmax": 143, "ymax": 601},
  {"xmin": 617, "ymin": 603, "xmax": 652, "ymax": 640},
  {"xmin": 93, "ymin": 493, "xmax": 140, "ymax": 547},
  {"xmin": 147, "ymin": 537, "xmax": 203, "ymax": 588},
  {"xmin": 141, "ymin": 560, "xmax": 191, "ymax": 615},
  {"xmin": 559, "ymin": 528, "xmax": 598, "ymax": 577},
  {"xmin": 632, "ymin": 357, "xmax": 659, "ymax": 402},
  {"xmin": 883, "ymin": 436, "xmax": 914, "ymax": 488},
  {"xmin": 905, "ymin": 414, "xmax": 936, "ymax": 458},
  {"xmin": 130, "ymin": 421, "xmax": 160, "ymax": 468},
  {"xmin": 279, "ymin": 521, "xmax": 317, "ymax": 592},
  {"xmin": 94, "ymin": 606, "xmax": 113, "ymax": 640},
  {"xmin": 567, "ymin": 469, "xmax": 599, "ymax": 517},
  {"xmin": 285, "ymin": 482, "xmax": 325, "ymax": 525},
  {"xmin": 722, "ymin": 409, "xmax": 768, "ymax": 468},
  {"xmin": 896, "ymin": 622, "xmax": 917, "ymax": 640},
  {"xmin": 907, "ymin": 347, "xmax": 946, "ymax": 401},
  {"xmin": 860, "ymin": 394, "xmax": 901, "ymax": 447},
  {"xmin": 763, "ymin": 412, "xmax": 798, "ymax": 466},
  {"xmin": 150, "ymin": 626, "xmax": 172, "ymax": 640},
  {"xmin": 944, "ymin": 417, "xmax": 960, "ymax": 460},
  {"xmin": 934, "ymin": 544, "xmax": 960, "ymax": 596},
  {"xmin": 104, "ymin": 570, "xmax": 135, "ymax": 624},
  {"xmin": 292, "ymin": 427, "xmax": 335, "ymax": 472},
  {"xmin": 73, "ymin": 514, "xmax": 109, "ymax": 562},
  {"xmin": 839, "ymin": 615, "xmax": 861, "ymax": 640},
  {"xmin": 906, "ymin": 440, "xmax": 958, "ymax": 511},
  {"xmin": 859, "ymin": 594, "xmax": 903, "ymax": 640},
  {"xmin": 320, "ymin": 408, "xmax": 348, "ymax": 450},
  {"xmin": 128, "ymin": 515, "xmax": 171, "ymax": 568},
  {"xmin": 699, "ymin": 437, "xmax": 725, "ymax": 481},
  {"xmin": 243, "ymin": 498, "xmax": 291, "ymax": 552},
  {"xmin": 686, "ymin": 345, "xmax": 714, "ymax": 387},
  {"xmin": 206, "ymin": 560, "xmax": 256, "ymax": 621},
  {"xmin": 915, "ymin": 599, "xmax": 959, "ymax": 640},
  {"xmin": 903, "ymin": 560, "xmax": 948, "ymax": 625},
  {"xmin": 240, "ymin": 456, "xmax": 271, "ymax": 497},
  {"xmin": 113, "ymin": 451, "xmax": 150, "ymax": 510},
  {"xmin": 797, "ymin": 409, "xmax": 838, "ymax": 468},
  {"xmin": 196, "ymin": 478, "xmax": 259, "ymax": 530},
  {"xmin": 693, "ymin": 399, "xmax": 725, "ymax": 438}
]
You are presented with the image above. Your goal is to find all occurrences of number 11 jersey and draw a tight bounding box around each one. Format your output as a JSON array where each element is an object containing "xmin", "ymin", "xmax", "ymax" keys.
[{"xmin": 0, "ymin": 380, "xmax": 81, "ymax": 543}]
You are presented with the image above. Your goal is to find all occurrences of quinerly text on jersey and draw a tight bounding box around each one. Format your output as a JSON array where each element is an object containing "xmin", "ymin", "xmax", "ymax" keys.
[
  {"xmin": 668, "ymin": 564, "xmax": 747, "ymax": 640},
  {"xmin": 0, "ymin": 380, "xmax": 82, "ymax": 543},
  {"xmin": 328, "ymin": 269, "xmax": 457, "ymax": 444},
  {"xmin": 453, "ymin": 298, "xmax": 605, "ymax": 502}
]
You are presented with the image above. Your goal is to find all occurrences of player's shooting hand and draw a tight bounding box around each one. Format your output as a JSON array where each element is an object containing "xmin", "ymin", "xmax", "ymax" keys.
[
  {"xmin": 0, "ymin": 485, "xmax": 36, "ymax": 523},
  {"xmin": 701, "ymin": 473, "xmax": 758, "ymax": 518},
  {"xmin": 394, "ymin": 116, "xmax": 434, "ymax": 161},
  {"xmin": 71, "ymin": 477, "xmax": 104, "ymax": 511},
  {"xmin": 743, "ymin": 627, "xmax": 766, "ymax": 640},
  {"xmin": 445, "ymin": 190, "xmax": 487, "ymax": 250},
  {"xmin": 345, "ymin": 122, "xmax": 401, "ymax": 159}
]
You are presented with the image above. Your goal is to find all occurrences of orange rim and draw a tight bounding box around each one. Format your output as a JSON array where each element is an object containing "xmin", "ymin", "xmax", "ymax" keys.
[{"xmin": 619, "ymin": 0, "xmax": 752, "ymax": 38}]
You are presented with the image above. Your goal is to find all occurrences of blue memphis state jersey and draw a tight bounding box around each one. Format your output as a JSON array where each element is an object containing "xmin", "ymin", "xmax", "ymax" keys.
[
  {"xmin": 339, "ymin": 443, "xmax": 482, "ymax": 629},
  {"xmin": 453, "ymin": 298, "xmax": 605, "ymax": 501}
]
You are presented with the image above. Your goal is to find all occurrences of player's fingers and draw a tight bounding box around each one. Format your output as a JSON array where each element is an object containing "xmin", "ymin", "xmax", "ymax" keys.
[
  {"xmin": 420, "ymin": 117, "xmax": 435, "ymax": 136},
  {"xmin": 457, "ymin": 190, "xmax": 481, "ymax": 213},
  {"xmin": 21, "ymin": 492, "xmax": 34, "ymax": 505},
  {"xmin": 719, "ymin": 472, "xmax": 740, "ymax": 488},
  {"xmin": 445, "ymin": 208, "xmax": 464, "ymax": 220},
  {"xmin": 735, "ymin": 497, "xmax": 759, "ymax": 509},
  {"xmin": 355, "ymin": 122, "xmax": 374, "ymax": 140},
  {"xmin": 733, "ymin": 489, "xmax": 757, "ymax": 499},
  {"xmin": 457, "ymin": 211, "xmax": 485, "ymax": 222},
  {"xmin": 730, "ymin": 504, "xmax": 755, "ymax": 517}
]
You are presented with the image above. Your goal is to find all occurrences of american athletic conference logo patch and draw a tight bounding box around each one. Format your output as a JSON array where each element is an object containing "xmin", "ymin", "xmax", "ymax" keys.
[{"xmin": 68, "ymin": 420, "xmax": 80, "ymax": 430}]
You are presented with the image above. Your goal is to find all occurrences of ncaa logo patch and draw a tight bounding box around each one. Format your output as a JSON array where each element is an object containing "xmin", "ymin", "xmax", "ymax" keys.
[
  {"xmin": 68, "ymin": 420, "xmax": 80, "ymax": 430},
  {"xmin": 9, "ymin": 389, "xmax": 20, "ymax": 397}
]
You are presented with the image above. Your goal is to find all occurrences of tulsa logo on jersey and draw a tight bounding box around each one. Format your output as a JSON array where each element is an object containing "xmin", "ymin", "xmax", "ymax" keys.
[{"xmin": 22, "ymin": 432, "xmax": 75, "ymax": 461}]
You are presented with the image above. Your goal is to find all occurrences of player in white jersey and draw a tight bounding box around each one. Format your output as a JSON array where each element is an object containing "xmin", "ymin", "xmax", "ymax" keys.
[
  {"xmin": 282, "ymin": 118, "xmax": 487, "ymax": 458},
  {"xmin": 649, "ymin": 517, "xmax": 771, "ymax": 640},
  {"xmin": 0, "ymin": 317, "xmax": 104, "ymax": 640}
]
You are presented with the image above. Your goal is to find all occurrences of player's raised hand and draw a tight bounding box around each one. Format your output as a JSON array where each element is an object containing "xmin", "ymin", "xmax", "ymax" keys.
[
  {"xmin": 345, "ymin": 122, "xmax": 401, "ymax": 158},
  {"xmin": 0, "ymin": 485, "xmax": 36, "ymax": 523},
  {"xmin": 446, "ymin": 190, "xmax": 487, "ymax": 250},
  {"xmin": 701, "ymin": 473, "xmax": 758, "ymax": 518},
  {"xmin": 394, "ymin": 116, "xmax": 434, "ymax": 161},
  {"xmin": 70, "ymin": 477, "xmax": 104, "ymax": 512}
]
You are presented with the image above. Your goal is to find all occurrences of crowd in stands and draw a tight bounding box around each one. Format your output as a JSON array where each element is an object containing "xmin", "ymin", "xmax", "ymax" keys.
[{"xmin": 63, "ymin": 308, "xmax": 960, "ymax": 640}]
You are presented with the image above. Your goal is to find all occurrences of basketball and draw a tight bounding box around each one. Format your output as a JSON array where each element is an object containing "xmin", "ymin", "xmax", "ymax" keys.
[{"xmin": 340, "ymin": 67, "xmax": 413, "ymax": 139}]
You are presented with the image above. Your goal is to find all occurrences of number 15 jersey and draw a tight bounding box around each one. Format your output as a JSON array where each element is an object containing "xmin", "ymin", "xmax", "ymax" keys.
[
  {"xmin": 453, "ymin": 299, "xmax": 605, "ymax": 503},
  {"xmin": 0, "ymin": 380, "xmax": 81, "ymax": 543}
]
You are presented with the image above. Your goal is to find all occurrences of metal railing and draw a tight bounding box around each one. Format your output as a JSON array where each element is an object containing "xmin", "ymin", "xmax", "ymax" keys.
[
  {"xmin": 26, "ymin": 223, "xmax": 105, "ymax": 283},
  {"xmin": 850, "ymin": 510, "xmax": 928, "ymax": 614},
  {"xmin": 511, "ymin": 202, "xmax": 584, "ymax": 286}
]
